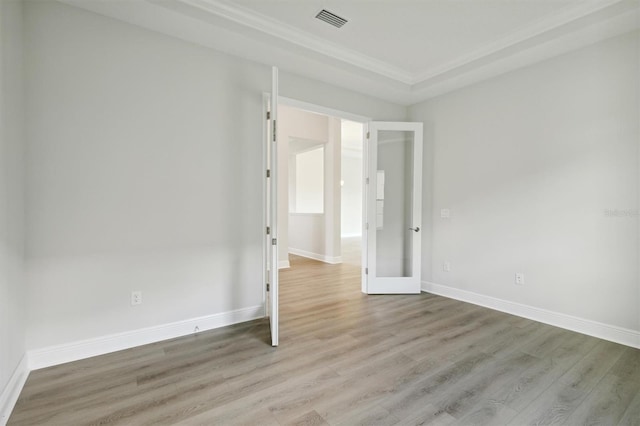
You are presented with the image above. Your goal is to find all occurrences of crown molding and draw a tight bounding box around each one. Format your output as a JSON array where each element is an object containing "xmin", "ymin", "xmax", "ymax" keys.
[
  {"xmin": 408, "ymin": 4, "xmax": 640, "ymax": 103},
  {"xmin": 171, "ymin": 0, "xmax": 640, "ymax": 101},
  {"xmin": 412, "ymin": 0, "xmax": 630, "ymax": 84},
  {"xmin": 176, "ymin": 0, "xmax": 414, "ymax": 84},
  {"xmin": 175, "ymin": 0, "xmax": 636, "ymax": 88},
  {"xmin": 56, "ymin": 0, "xmax": 640, "ymax": 105}
]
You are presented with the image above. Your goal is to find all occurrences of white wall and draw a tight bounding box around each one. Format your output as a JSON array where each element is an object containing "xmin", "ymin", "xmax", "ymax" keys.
[
  {"xmin": 24, "ymin": 0, "xmax": 265, "ymax": 349},
  {"xmin": 288, "ymin": 214, "xmax": 326, "ymax": 259},
  {"xmin": 292, "ymin": 146, "xmax": 324, "ymax": 213},
  {"xmin": 340, "ymin": 120, "xmax": 363, "ymax": 238},
  {"xmin": 0, "ymin": 0, "xmax": 26, "ymax": 417},
  {"xmin": 411, "ymin": 31, "xmax": 640, "ymax": 333},
  {"xmin": 340, "ymin": 156, "xmax": 362, "ymax": 237},
  {"xmin": 23, "ymin": 1, "xmax": 407, "ymax": 352},
  {"xmin": 325, "ymin": 117, "xmax": 342, "ymax": 262},
  {"xmin": 281, "ymin": 106, "xmax": 343, "ymax": 264}
]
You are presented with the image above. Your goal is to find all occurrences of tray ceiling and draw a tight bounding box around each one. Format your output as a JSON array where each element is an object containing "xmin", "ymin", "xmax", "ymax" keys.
[{"xmin": 60, "ymin": 0, "xmax": 640, "ymax": 105}]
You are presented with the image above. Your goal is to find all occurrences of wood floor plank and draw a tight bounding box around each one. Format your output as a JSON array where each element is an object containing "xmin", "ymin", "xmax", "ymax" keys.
[
  {"xmin": 381, "ymin": 350, "xmax": 495, "ymax": 421},
  {"xmin": 618, "ymin": 390, "xmax": 640, "ymax": 426},
  {"xmin": 507, "ymin": 340, "xmax": 627, "ymax": 425},
  {"xmin": 562, "ymin": 347, "xmax": 640, "ymax": 425},
  {"xmin": 519, "ymin": 325, "xmax": 574, "ymax": 359},
  {"xmin": 9, "ymin": 244, "xmax": 640, "ymax": 426},
  {"xmin": 285, "ymin": 410, "xmax": 329, "ymax": 426},
  {"xmin": 455, "ymin": 400, "xmax": 518, "ymax": 426},
  {"xmin": 564, "ymin": 372, "xmax": 640, "ymax": 426},
  {"xmin": 485, "ymin": 331, "xmax": 599, "ymax": 416},
  {"xmin": 399, "ymin": 404, "xmax": 458, "ymax": 426},
  {"xmin": 431, "ymin": 350, "xmax": 539, "ymax": 420}
]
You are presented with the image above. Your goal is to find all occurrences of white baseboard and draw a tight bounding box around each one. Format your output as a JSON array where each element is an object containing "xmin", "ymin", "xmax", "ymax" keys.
[
  {"xmin": 288, "ymin": 248, "xmax": 342, "ymax": 264},
  {"xmin": 0, "ymin": 355, "xmax": 29, "ymax": 426},
  {"xmin": 422, "ymin": 282, "xmax": 640, "ymax": 349},
  {"xmin": 28, "ymin": 305, "xmax": 264, "ymax": 371},
  {"xmin": 278, "ymin": 260, "xmax": 290, "ymax": 269}
]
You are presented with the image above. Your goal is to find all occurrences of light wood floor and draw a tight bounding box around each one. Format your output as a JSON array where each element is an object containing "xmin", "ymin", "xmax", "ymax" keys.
[{"xmin": 10, "ymin": 247, "xmax": 640, "ymax": 425}]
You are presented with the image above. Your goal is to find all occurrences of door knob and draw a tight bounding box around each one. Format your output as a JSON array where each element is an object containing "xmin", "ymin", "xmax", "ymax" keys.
[{"xmin": 409, "ymin": 227, "xmax": 420, "ymax": 232}]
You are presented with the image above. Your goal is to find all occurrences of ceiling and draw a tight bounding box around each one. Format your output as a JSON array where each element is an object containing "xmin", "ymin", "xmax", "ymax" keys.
[
  {"xmin": 61, "ymin": 0, "xmax": 640, "ymax": 105},
  {"xmin": 234, "ymin": 0, "xmax": 582, "ymax": 76}
]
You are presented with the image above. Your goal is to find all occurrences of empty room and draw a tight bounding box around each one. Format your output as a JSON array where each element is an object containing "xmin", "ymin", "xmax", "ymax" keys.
[{"xmin": 1, "ymin": 0, "xmax": 639, "ymax": 425}]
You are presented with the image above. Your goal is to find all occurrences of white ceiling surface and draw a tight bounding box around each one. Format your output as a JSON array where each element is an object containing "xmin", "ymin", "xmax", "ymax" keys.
[
  {"xmin": 233, "ymin": 0, "xmax": 578, "ymax": 75},
  {"xmin": 60, "ymin": 0, "xmax": 640, "ymax": 105}
]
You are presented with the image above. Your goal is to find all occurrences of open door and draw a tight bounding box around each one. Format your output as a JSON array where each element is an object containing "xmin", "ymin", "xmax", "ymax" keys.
[
  {"xmin": 265, "ymin": 66, "xmax": 279, "ymax": 346},
  {"xmin": 365, "ymin": 122, "xmax": 423, "ymax": 294}
]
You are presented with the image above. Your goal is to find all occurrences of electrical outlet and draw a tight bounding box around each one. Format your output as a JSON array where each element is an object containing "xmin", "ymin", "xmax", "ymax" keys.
[
  {"xmin": 443, "ymin": 261, "xmax": 451, "ymax": 272},
  {"xmin": 440, "ymin": 209, "xmax": 451, "ymax": 219},
  {"xmin": 131, "ymin": 291, "xmax": 142, "ymax": 305},
  {"xmin": 515, "ymin": 273, "xmax": 525, "ymax": 285}
]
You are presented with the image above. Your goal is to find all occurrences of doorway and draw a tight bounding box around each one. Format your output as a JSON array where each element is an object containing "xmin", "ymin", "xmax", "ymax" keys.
[
  {"xmin": 276, "ymin": 98, "xmax": 368, "ymax": 274},
  {"xmin": 264, "ymin": 92, "xmax": 424, "ymax": 345},
  {"xmin": 275, "ymin": 98, "xmax": 368, "ymax": 307}
]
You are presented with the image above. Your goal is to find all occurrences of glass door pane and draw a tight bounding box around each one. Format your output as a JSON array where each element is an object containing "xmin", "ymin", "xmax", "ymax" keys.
[
  {"xmin": 366, "ymin": 121, "xmax": 422, "ymax": 294},
  {"xmin": 375, "ymin": 131, "xmax": 414, "ymax": 278}
]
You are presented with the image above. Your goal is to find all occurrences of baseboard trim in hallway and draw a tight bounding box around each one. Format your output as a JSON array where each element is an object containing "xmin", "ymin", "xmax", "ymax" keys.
[
  {"xmin": 27, "ymin": 305, "xmax": 264, "ymax": 371},
  {"xmin": 422, "ymin": 281, "xmax": 640, "ymax": 349},
  {"xmin": 288, "ymin": 248, "xmax": 342, "ymax": 264}
]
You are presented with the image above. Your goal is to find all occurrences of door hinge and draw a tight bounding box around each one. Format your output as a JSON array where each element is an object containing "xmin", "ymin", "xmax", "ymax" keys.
[
  {"xmin": 366, "ymin": 131, "xmax": 370, "ymax": 139},
  {"xmin": 266, "ymin": 111, "xmax": 271, "ymax": 120},
  {"xmin": 366, "ymin": 223, "xmax": 369, "ymax": 230},
  {"xmin": 272, "ymin": 238, "xmax": 277, "ymax": 245},
  {"xmin": 266, "ymin": 169, "xmax": 271, "ymax": 178},
  {"xmin": 366, "ymin": 177, "xmax": 369, "ymax": 184},
  {"xmin": 267, "ymin": 283, "xmax": 270, "ymax": 291},
  {"xmin": 266, "ymin": 226, "xmax": 270, "ymax": 235},
  {"xmin": 365, "ymin": 267, "xmax": 368, "ymax": 275},
  {"xmin": 273, "ymin": 120, "xmax": 277, "ymax": 141}
]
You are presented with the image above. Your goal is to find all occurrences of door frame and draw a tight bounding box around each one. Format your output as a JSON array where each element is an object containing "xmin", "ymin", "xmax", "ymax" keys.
[{"xmin": 261, "ymin": 95, "xmax": 372, "ymax": 313}]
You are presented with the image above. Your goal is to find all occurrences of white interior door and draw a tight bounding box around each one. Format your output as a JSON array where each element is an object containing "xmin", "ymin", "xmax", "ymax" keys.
[
  {"xmin": 366, "ymin": 121, "xmax": 423, "ymax": 294},
  {"xmin": 265, "ymin": 66, "xmax": 279, "ymax": 346}
]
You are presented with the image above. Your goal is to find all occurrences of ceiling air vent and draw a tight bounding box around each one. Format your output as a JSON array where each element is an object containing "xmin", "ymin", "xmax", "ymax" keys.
[{"xmin": 315, "ymin": 9, "xmax": 348, "ymax": 28}]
